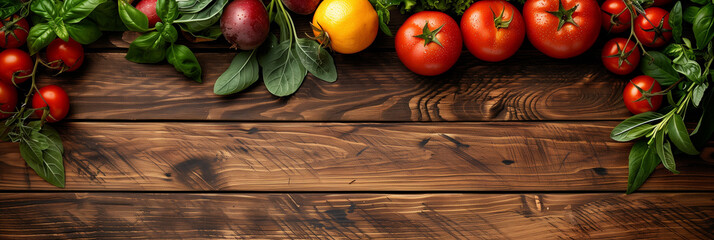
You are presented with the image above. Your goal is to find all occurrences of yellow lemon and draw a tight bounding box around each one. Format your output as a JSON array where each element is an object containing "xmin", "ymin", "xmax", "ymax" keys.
[{"xmin": 312, "ymin": 0, "xmax": 378, "ymax": 54}]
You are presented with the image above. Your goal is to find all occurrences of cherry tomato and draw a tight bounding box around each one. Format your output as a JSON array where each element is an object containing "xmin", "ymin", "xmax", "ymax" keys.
[
  {"xmin": 634, "ymin": 7, "xmax": 672, "ymax": 48},
  {"xmin": 0, "ymin": 48, "xmax": 32, "ymax": 85},
  {"xmin": 602, "ymin": 38, "xmax": 641, "ymax": 75},
  {"xmin": 395, "ymin": 11, "xmax": 462, "ymax": 76},
  {"xmin": 46, "ymin": 38, "xmax": 84, "ymax": 72},
  {"xmin": 32, "ymin": 85, "xmax": 70, "ymax": 123},
  {"xmin": 623, "ymin": 75, "xmax": 662, "ymax": 114},
  {"xmin": 601, "ymin": 0, "xmax": 633, "ymax": 33},
  {"xmin": 0, "ymin": 15, "xmax": 29, "ymax": 49},
  {"xmin": 136, "ymin": 0, "xmax": 161, "ymax": 28},
  {"xmin": 461, "ymin": 0, "xmax": 525, "ymax": 62},
  {"xmin": 0, "ymin": 82, "xmax": 17, "ymax": 119},
  {"xmin": 524, "ymin": 0, "xmax": 601, "ymax": 59}
]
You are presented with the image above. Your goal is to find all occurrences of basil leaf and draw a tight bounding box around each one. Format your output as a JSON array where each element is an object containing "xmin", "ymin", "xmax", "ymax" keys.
[
  {"xmin": 693, "ymin": 4, "xmax": 714, "ymax": 50},
  {"xmin": 214, "ymin": 50, "xmax": 260, "ymax": 95},
  {"xmin": 640, "ymin": 51, "xmax": 681, "ymax": 86},
  {"xmin": 19, "ymin": 122, "xmax": 65, "ymax": 188},
  {"xmin": 31, "ymin": 0, "xmax": 58, "ymax": 20},
  {"xmin": 27, "ymin": 23, "xmax": 57, "ymax": 55},
  {"xmin": 179, "ymin": 23, "xmax": 222, "ymax": 40},
  {"xmin": 295, "ymin": 38, "xmax": 337, "ymax": 83},
  {"xmin": 157, "ymin": 0, "xmax": 179, "ymax": 24},
  {"xmin": 611, "ymin": 111, "xmax": 665, "ymax": 141},
  {"xmin": 692, "ymin": 0, "xmax": 708, "ymax": 4},
  {"xmin": 655, "ymin": 130, "xmax": 679, "ymax": 174},
  {"xmin": 61, "ymin": 0, "xmax": 106, "ymax": 24},
  {"xmin": 174, "ymin": 0, "xmax": 227, "ymax": 32},
  {"xmin": 125, "ymin": 31, "xmax": 168, "ymax": 63},
  {"xmin": 179, "ymin": 0, "xmax": 213, "ymax": 13},
  {"xmin": 627, "ymin": 140, "xmax": 660, "ymax": 194},
  {"xmin": 158, "ymin": 23, "xmax": 178, "ymax": 43},
  {"xmin": 672, "ymin": 50, "xmax": 702, "ymax": 83},
  {"xmin": 88, "ymin": 0, "xmax": 127, "ymax": 31},
  {"xmin": 166, "ymin": 44, "xmax": 202, "ymax": 82},
  {"xmin": 684, "ymin": 6, "xmax": 700, "ymax": 24},
  {"xmin": 0, "ymin": 0, "xmax": 23, "ymax": 19},
  {"xmin": 118, "ymin": 0, "xmax": 149, "ymax": 32},
  {"xmin": 67, "ymin": 19, "xmax": 102, "ymax": 44},
  {"xmin": 693, "ymin": 83, "xmax": 708, "ymax": 107},
  {"xmin": 670, "ymin": 2, "xmax": 682, "ymax": 43},
  {"xmin": 667, "ymin": 114, "xmax": 700, "ymax": 155},
  {"xmin": 260, "ymin": 40, "xmax": 307, "ymax": 97},
  {"xmin": 47, "ymin": 17, "xmax": 70, "ymax": 41}
]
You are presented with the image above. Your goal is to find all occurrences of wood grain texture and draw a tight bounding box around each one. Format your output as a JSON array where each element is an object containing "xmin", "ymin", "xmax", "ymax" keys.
[
  {"xmin": 1, "ymin": 122, "xmax": 712, "ymax": 191},
  {"xmin": 40, "ymin": 50, "xmax": 629, "ymax": 121},
  {"xmin": 1, "ymin": 192, "xmax": 712, "ymax": 239}
]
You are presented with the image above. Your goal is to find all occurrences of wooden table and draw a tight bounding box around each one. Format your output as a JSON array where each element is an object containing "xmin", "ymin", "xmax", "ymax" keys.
[{"xmin": 1, "ymin": 14, "xmax": 713, "ymax": 239}]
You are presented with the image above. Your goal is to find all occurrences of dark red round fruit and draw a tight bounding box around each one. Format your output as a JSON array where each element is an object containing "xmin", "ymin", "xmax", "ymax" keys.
[
  {"xmin": 220, "ymin": 0, "xmax": 270, "ymax": 50},
  {"xmin": 46, "ymin": 38, "xmax": 84, "ymax": 72},
  {"xmin": 32, "ymin": 85, "xmax": 70, "ymax": 123},
  {"xmin": 602, "ymin": 38, "xmax": 640, "ymax": 75},
  {"xmin": 601, "ymin": 0, "xmax": 633, "ymax": 33},
  {"xmin": 395, "ymin": 11, "xmax": 462, "ymax": 76},
  {"xmin": 461, "ymin": 0, "xmax": 525, "ymax": 62},
  {"xmin": 634, "ymin": 7, "xmax": 672, "ymax": 48},
  {"xmin": 136, "ymin": 0, "xmax": 161, "ymax": 28},
  {"xmin": 623, "ymin": 75, "xmax": 662, "ymax": 114},
  {"xmin": 282, "ymin": 0, "xmax": 320, "ymax": 15},
  {"xmin": 0, "ymin": 82, "xmax": 17, "ymax": 119},
  {"xmin": 523, "ymin": 0, "xmax": 601, "ymax": 59},
  {"xmin": 0, "ymin": 15, "xmax": 30, "ymax": 49},
  {"xmin": 0, "ymin": 48, "xmax": 32, "ymax": 85}
]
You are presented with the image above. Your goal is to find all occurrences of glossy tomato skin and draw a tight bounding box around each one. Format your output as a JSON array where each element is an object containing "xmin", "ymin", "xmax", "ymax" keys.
[
  {"xmin": 136, "ymin": 0, "xmax": 161, "ymax": 27},
  {"xmin": 524, "ymin": 0, "xmax": 601, "ymax": 59},
  {"xmin": 0, "ymin": 82, "xmax": 18, "ymax": 119},
  {"xmin": 0, "ymin": 48, "xmax": 32, "ymax": 85},
  {"xmin": 623, "ymin": 75, "xmax": 662, "ymax": 114},
  {"xmin": 32, "ymin": 85, "xmax": 70, "ymax": 123},
  {"xmin": 634, "ymin": 7, "xmax": 672, "ymax": 48},
  {"xmin": 601, "ymin": 0, "xmax": 633, "ymax": 33},
  {"xmin": 461, "ymin": 0, "xmax": 525, "ymax": 62},
  {"xmin": 395, "ymin": 11, "xmax": 462, "ymax": 76},
  {"xmin": 0, "ymin": 15, "xmax": 29, "ymax": 49},
  {"xmin": 46, "ymin": 38, "xmax": 84, "ymax": 72},
  {"xmin": 602, "ymin": 38, "xmax": 640, "ymax": 75}
]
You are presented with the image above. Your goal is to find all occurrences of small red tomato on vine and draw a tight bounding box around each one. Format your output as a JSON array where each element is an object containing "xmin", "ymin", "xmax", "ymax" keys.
[
  {"xmin": 0, "ymin": 82, "xmax": 18, "ymax": 119},
  {"xmin": 602, "ymin": 38, "xmax": 640, "ymax": 75},
  {"xmin": 395, "ymin": 11, "xmax": 462, "ymax": 76},
  {"xmin": 623, "ymin": 75, "xmax": 663, "ymax": 115},
  {"xmin": 634, "ymin": 7, "xmax": 672, "ymax": 48},
  {"xmin": 32, "ymin": 85, "xmax": 70, "ymax": 123},
  {"xmin": 461, "ymin": 0, "xmax": 525, "ymax": 62},
  {"xmin": 600, "ymin": 0, "xmax": 633, "ymax": 33},
  {"xmin": 0, "ymin": 48, "xmax": 33, "ymax": 85},
  {"xmin": 0, "ymin": 15, "xmax": 29, "ymax": 49},
  {"xmin": 46, "ymin": 38, "xmax": 85, "ymax": 72}
]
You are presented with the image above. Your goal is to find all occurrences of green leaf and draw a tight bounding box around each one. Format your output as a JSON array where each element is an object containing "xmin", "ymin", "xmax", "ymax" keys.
[
  {"xmin": 118, "ymin": 0, "xmax": 149, "ymax": 32},
  {"xmin": 179, "ymin": 23, "xmax": 222, "ymax": 40},
  {"xmin": 260, "ymin": 40, "xmax": 307, "ymax": 97},
  {"xmin": 370, "ymin": 0, "xmax": 394, "ymax": 36},
  {"xmin": 667, "ymin": 114, "xmax": 700, "ymax": 155},
  {"xmin": 48, "ymin": 17, "xmax": 69, "ymax": 41},
  {"xmin": 693, "ymin": 83, "xmax": 708, "ymax": 107},
  {"xmin": 61, "ymin": 0, "xmax": 107, "ymax": 24},
  {"xmin": 661, "ymin": 140, "xmax": 679, "ymax": 174},
  {"xmin": 174, "ymin": 0, "xmax": 227, "ymax": 32},
  {"xmin": 670, "ymin": 2, "xmax": 683, "ymax": 43},
  {"xmin": 27, "ymin": 23, "xmax": 57, "ymax": 55},
  {"xmin": 684, "ymin": 6, "xmax": 700, "ymax": 24},
  {"xmin": 0, "ymin": 0, "xmax": 23, "ymax": 19},
  {"xmin": 178, "ymin": 0, "xmax": 212, "ymax": 13},
  {"xmin": 611, "ymin": 111, "xmax": 665, "ymax": 142},
  {"xmin": 88, "ymin": 0, "xmax": 127, "ymax": 31},
  {"xmin": 31, "ymin": 0, "xmax": 59, "ymax": 20},
  {"xmin": 125, "ymin": 31, "xmax": 168, "ymax": 63},
  {"xmin": 19, "ymin": 122, "xmax": 65, "ymax": 188},
  {"xmin": 640, "ymin": 51, "xmax": 681, "ymax": 86},
  {"xmin": 671, "ymin": 50, "xmax": 702, "ymax": 83},
  {"xmin": 295, "ymin": 38, "xmax": 338, "ymax": 83},
  {"xmin": 274, "ymin": 8, "xmax": 292, "ymax": 43},
  {"xmin": 67, "ymin": 19, "xmax": 102, "ymax": 44},
  {"xmin": 627, "ymin": 140, "xmax": 660, "ymax": 194},
  {"xmin": 166, "ymin": 44, "xmax": 202, "ymax": 82},
  {"xmin": 158, "ymin": 23, "xmax": 178, "ymax": 43},
  {"xmin": 157, "ymin": 0, "xmax": 179, "ymax": 24},
  {"xmin": 214, "ymin": 50, "xmax": 260, "ymax": 95},
  {"xmin": 692, "ymin": 0, "xmax": 708, "ymax": 4},
  {"xmin": 693, "ymin": 4, "xmax": 714, "ymax": 50}
]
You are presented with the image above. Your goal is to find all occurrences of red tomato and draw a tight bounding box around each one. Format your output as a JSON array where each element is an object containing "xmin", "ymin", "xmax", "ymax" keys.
[
  {"xmin": 0, "ymin": 48, "xmax": 32, "ymax": 85},
  {"xmin": 0, "ymin": 82, "xmax": 17, "ymax": 119},
  {"xmin": 634, "ymin": 7, "xmax": 672, "ymax": 48},
  {"xmin": 461, "ymin": 0, "xmax": 525, "ymax": 62},
  {"xmin": 136, "ymin": 0, "xmax": 161, "ymax": 28},
  {"xmin": 0, "ymin": 15, "xmax": 29, "ymax": 49},
  {"xmin": 32, "ymin": 85, "xmax": 70, "ymax": 123},
  {"xmin": 395, "ymin": 11, "xmax": 462, "ymax": 76},
  {"xmin": 623, "ymin": 75, "xmax": 662, "ymax": 114},
  {"xmin": 523, "ymin": 0, "xmax": 601, "ymax": 59},
  {"xmin": 601, "ymin": 0, "xmax": 633, "ymax": 33},
  {"xmin": 46, "ymin": 38, "xmax": 84, "ymax": 72},
  {"xmin": 602, "ymin": 38, "xmax": 640, "ymax": 75}
]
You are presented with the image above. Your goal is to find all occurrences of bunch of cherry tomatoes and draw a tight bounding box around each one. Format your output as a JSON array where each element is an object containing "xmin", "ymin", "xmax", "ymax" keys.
[
  {"xmin": 1, "ymin": 14, "xmax": 86, "ymax": 123},
  {"xmin": 393, "ymin": 0, "xmax": 675, "ymax": 115}
]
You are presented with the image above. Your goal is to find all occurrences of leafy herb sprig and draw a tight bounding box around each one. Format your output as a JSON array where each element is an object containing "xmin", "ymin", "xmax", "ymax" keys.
[
  {"xmin": 612, "ymin": 0, "xmax": 714, "ymax": 194},
  {"xmin": 26, "ymin": 0, "xmax": 107, "ymax": 55}
]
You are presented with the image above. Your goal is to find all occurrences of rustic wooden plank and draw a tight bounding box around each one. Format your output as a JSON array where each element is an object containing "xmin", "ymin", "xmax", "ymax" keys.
[
  {"xmin": 1, "ymin": 192, "xmax": 712, "ymax": 239},
  {"xmin": 40, "ymin": 50, "xmax": 628, "ymax": 121},
  {"xmin": 1, "ymin": 122, "xmax": 712, "ymax": 191}
]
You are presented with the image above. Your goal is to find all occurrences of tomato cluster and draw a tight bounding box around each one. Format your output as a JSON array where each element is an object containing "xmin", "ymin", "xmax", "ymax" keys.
[{"xmin": 1, "ymin": 14, "xmax": 83, "ymax": 123}]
